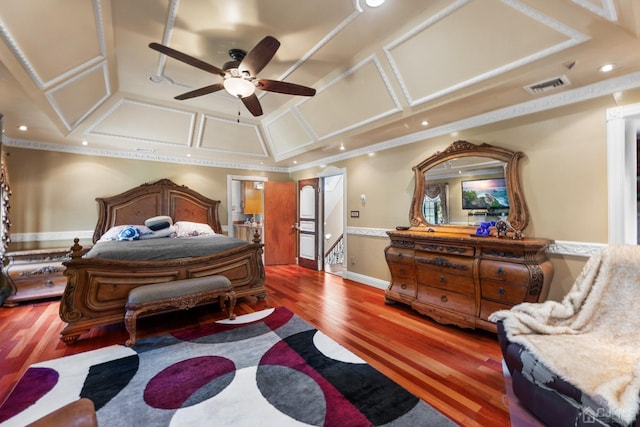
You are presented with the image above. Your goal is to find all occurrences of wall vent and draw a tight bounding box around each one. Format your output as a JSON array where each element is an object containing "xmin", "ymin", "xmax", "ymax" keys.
[{"xmin": 524, "ymin": 75, "xmax": 571, "ymax": 95}]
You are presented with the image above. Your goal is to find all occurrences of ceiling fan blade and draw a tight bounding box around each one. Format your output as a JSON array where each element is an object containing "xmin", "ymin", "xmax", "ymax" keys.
[
  {"xmin": 174, "ymin": 83, "xmax": 224, "ymax": 100},
  {"xmin": 257, "ymin": 79, "xmax": 316, "ymax": 97},
  {"xmin": 149, "ymin": 42, "xmax": 226, "ymax": 77},
  {"xmin": 241, "ymin": 93, "xmax": 263, "ymax": 116},
  {"xmin": 238, "ymin": 36, "xmax": 280, "ymax": 76}
]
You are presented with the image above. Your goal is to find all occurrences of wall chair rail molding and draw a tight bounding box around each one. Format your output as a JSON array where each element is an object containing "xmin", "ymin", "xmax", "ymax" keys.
[{"xmin": 347, "ymin": 226, "xmax": 604, "ymax": 258}]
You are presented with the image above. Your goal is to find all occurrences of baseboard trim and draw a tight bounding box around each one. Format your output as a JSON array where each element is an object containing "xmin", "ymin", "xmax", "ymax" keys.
[{"xmin": 343, "ymin": 270, "xmax": 389, "ymax": 290}]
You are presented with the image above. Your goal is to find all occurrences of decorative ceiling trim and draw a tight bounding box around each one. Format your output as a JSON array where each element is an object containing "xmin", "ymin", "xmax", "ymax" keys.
[
  {"xmin": 384, "ymin": 0, "xmax": 590, "ymax": 107},
  {"xmin": 263, "ymin": 107, "xmax": 316, "ymax": 161},
  {"xmin": 153, "ymin": 0, "xmax": 181, "ymax": 80},
  {"xmin": 7, "ymin": 72, "xmax": 640, "ymax": 174},
  {"xmin": 45, "ymin": 61, "xmax": 110, "ymax": 131},
  {"xmin": 299, "ymin": 54, "xmax": 403, "ymax": 142},
  {"xmin": 195, "ymin": 114, "xmax": 270, "ymax": 158},
  {"xmin": 2, "ymin": 135, "xmax": 288, "ymax": 173},
  {"xmin": 290, "ymin": 71, "xmax": 640, "ymax": 172},
  {"xmin": 572, "ymin": 0, "xmax": 617, "ymax": 21},
  {"xmin": 0, "ymin": 0, "xmax": 106, "ymax": 90},
  {"xmin": 275, "ymin": 2, "xmax": 363, "ymax": 84},
  {"xmin": 86, "ymin": 98, "xmax": 196, "ymax": 147}
]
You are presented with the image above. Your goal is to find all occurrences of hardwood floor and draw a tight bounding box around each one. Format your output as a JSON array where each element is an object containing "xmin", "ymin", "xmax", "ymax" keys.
[{"xmin": 1, "ymin": 265, "xmax": 518, "ymax": 426}]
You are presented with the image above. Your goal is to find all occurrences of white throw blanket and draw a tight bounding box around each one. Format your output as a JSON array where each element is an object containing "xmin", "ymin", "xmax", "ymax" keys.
[{"xmin": 490, "ymin": 245, "xmax": 640, "ymax": 425}]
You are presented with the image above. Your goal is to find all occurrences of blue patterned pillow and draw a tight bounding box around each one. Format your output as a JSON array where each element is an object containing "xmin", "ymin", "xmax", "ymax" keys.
[{"xmin": 116, "ymin": 226, "xmax": 141, "ymax": 241}]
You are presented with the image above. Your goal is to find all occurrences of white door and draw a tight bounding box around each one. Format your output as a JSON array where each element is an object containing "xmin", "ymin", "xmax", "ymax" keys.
[{"xmin": 298, "ymin": 178, "xmax": 320, "ymax": 270}]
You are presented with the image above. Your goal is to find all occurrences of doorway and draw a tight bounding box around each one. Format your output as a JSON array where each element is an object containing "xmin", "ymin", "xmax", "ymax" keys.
[
  {"xmin": 606, "ymin": 103, "xmax": 640, "ymax": 245},
  {"xmin": 227, "ymin": 175, "xmax": 267, "ymax": 240},
  {"xmin": 322, "ymin": 173, "xmax": 344, "ymax": 276}
]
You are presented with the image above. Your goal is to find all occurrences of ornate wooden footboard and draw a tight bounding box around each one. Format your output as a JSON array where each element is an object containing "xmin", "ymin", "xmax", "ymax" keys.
[
  {"xmin": 60, "ymin": 238, "xmax": 265, "ymax": 344},
  {"xmin": 58, "ymin": 179, "xmax": 266, "ymax": 344}
]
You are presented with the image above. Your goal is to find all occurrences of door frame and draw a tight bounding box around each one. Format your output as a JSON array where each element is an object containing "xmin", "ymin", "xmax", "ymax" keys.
[
  {"xmin": 226, "ymin": 175, "xmax": 267, "ymax": 238},
  {"xmin": 606, "ymin": 103, "xmax": 640, "ymax": 245},
  {"xmin": 317, "ymin": 166, "xmax": 347, "ymax": 272}
]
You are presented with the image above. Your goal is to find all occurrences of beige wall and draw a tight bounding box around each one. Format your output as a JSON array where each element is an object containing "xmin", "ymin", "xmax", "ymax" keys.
[
  {"xmin": 291, "ymin": 98, "xmax": 615, "ymax": 302},
  {"xmin": 4, "ymin": 148, "xmax": 288, "ymax": 249},
  {"xmin": 3, "ymin": 96, "xmax": 620, "ymax": 301}
]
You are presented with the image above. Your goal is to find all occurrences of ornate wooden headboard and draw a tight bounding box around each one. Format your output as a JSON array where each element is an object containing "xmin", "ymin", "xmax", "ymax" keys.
[{"xmin": 92, "ymin": 179, "xmax": 222, "ymax": 243}]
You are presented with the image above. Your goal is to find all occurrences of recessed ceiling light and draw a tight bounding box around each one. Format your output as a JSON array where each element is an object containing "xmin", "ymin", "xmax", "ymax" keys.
[
  {"xmin": 599, "ymin": 63, "xmax": 615, "ymax": 73},
  {"xmin": 368, "ymin": 152, "xmax": 376, "ymax": 157},
  {"xmin": 421, "ymin": 120, "xmax": 429, "ymax": 126},
  {"xmin": 293, "ymin": 160, "xmax": 297, "ymax": 164},
  {"xmin": 187, "ymin": 153, "xmax": 191, "ymax": 157},
  {"xmin": 450, "ymin": 131, "xmax": 459, "ymax": 137},
  {"xmin": 339, "ymin": 143, "xmax": 345, "ymax": 151},
  {"xmin": 18, "ymin": 125, "xmax": 27, "ymax": 131},
  {"xmin": 82, "ymin": 140, "xmax": 88, "ymax": 146}
]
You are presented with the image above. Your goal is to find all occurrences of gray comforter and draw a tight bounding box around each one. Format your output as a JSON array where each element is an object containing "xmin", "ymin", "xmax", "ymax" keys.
[{"xmin": 84, "ymin": 235, "xmax": 250, "ymax": 261}]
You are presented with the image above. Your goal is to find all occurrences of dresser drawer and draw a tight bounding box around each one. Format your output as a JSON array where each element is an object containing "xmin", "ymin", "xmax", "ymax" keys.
[
  {"xmin": 385, "ymin": 247, "xmax": 414, "ymax": 265},
  {"xmin": 480, "ymin": 280, "xmax": 527, "ymax": 304},
  {"xmin": 415, "ymin": 252, "xmax": 474, "ymax": 277},
  {"xmin": 387, "ymin": 263, "xmax": 417, "ymax": 298},
  {"xmin": 415, "ymin": 268, "xmax": 474, "ymax": 294},
  {"xmin": 479, "ymin": 300, "xmax": 512, "ymax": 321},
  {"xmin": 479, "ymin": 260, "xmax": 529, "ymax": 284},
  {"xmin": 414, "ymin": 242, "xmax": 475, "ymax": 257},
  {"xmin": 417, "ymin": 285, "xmax": 476, "ymax": 316}
]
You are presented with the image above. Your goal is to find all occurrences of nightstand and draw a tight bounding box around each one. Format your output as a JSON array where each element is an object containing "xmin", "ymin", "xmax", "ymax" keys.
[{"xmin": 2, "ymin": 248, "xmax": 71, "ymax": 307}]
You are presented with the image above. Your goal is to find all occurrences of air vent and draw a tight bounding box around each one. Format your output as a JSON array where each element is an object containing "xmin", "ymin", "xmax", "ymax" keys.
[{"xmin": 524, "ymin": 75, "xmax": 571, "ymax": 95}]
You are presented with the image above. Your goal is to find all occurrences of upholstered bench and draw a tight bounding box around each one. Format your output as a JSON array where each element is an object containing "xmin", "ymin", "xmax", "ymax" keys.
[{"xmin": 124, "ymin": 275, "xmax": 236, "ymax": 346}]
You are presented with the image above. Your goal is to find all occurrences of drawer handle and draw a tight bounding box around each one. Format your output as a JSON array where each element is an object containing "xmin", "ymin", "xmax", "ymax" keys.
[
  {"xmin": 498, "ymin": 287, "xmax": 505, "ymax": 298},
  {"xmin": 496, "ymin": 267, "xmax": 505, "ymax": 277},
  {"xmin": 440, "ymin": 295, "xmax": 448, "ymax": 303},
  {"xmin": 45, "ymin": 279, "xmax": 53, "ymax": 288},
  {"xmin": 439, "ymin": 275, "xmax": 446, "ymax": 284},
  {"xmin": 401, "ymin": 283, "xmax": 407, "ymax": 290}
]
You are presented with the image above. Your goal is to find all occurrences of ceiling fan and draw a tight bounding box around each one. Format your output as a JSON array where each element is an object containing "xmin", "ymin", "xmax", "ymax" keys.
[{"xmin": 149, "ymin": 36, "xmax": 316, "ymax": 117}]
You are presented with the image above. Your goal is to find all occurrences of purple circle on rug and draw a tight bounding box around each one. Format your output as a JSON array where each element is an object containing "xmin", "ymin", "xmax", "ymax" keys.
[
  {"xmin": 144, "ymin": 356, "xmax": 235, "ymax": 409},
  {"xmin": 0, "ymin": 367, "xmax": 58, "ymax": 422}
]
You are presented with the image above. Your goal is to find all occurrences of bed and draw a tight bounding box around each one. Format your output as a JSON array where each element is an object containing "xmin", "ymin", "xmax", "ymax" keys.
[{"xmin": 59, "ymin": 179, "xmax": 266, "ymax": 344}]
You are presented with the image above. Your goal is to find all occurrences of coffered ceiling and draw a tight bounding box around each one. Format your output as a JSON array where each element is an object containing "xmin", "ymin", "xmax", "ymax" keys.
[{"xmin": 1, "ymin": 0, "xmax": 640, "ymax": 171}]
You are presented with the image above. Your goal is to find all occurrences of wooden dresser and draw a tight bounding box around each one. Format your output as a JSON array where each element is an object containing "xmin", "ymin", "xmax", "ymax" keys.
[
  {"xmin": 2, "ymin": 248, "xmax": 71, "ymax": 306},
  {"xmin": 384, "ymin": 229, "xmax": 553, "ymax": 332}
]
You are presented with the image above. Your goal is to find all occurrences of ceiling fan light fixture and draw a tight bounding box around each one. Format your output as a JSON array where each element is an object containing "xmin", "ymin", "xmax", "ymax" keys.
[
  {"xmin": 223, "ymin": 77, "xmax": 255, "ymax": 98},
  {"xmin": 365, "ymin": 0, "xmax": 385, "ymax": 7}
]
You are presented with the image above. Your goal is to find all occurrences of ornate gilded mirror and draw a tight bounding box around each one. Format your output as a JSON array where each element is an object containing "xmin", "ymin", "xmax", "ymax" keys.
[{"xmin": 409, "ymin": 140, "xmax": 529, "ymax": 232}]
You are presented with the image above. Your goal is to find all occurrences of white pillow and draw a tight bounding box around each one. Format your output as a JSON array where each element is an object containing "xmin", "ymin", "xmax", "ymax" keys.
[
  {"xmin": 174, "ymin": 221, "xmax": 216, "ymax": 237},
  {"xmin": 144, "ymin": 215, "xmax": 173, "ymax": 231},
  {"xmin": 139, "ymin": 225, "xmax": 176, "ymax": 239},
  {"xmin": 98, "ymin": 225, "xmax": 153, "ymax": 242}
]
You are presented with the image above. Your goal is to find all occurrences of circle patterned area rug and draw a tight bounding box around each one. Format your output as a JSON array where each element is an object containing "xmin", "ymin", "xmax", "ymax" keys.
[{"xmin": 0, "ymin": 307, "xmax": 456, "ymax": 426}]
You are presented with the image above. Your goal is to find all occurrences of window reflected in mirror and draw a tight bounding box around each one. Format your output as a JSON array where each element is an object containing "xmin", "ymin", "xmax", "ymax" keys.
[{"xmin": 410, "ymin": 141, "xmax": 529, "ymax": 232}]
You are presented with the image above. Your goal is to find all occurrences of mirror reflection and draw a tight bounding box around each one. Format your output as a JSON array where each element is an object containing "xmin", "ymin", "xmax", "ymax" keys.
[
  {"xmin": 423, "ymin": 157, "xmax": 508, "ymax": 226},
  {"xmin": 410, "ymin": 141, "xmax": 529, "ymax": 232}
]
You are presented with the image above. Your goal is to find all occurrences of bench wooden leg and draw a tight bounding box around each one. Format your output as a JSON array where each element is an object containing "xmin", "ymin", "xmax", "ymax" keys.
[
  {"xmin": 227, "ymin": 291, "xmax": 237, "ymax": 320},
  {"xmin": 124, "ymin": 309, "xmax": 138, "ymax": 347}
]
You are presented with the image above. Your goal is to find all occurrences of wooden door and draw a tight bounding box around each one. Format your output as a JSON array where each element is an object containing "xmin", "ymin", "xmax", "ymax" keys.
[
  {"xmin": 263, "ymin": 181, "xmax": 296, "ymax": 265},
  {"xmin": 298, "ymin": 178, "xmax": 320, "ymax": 270}
]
